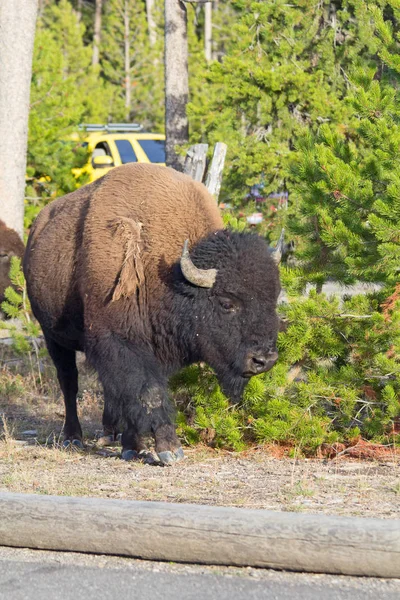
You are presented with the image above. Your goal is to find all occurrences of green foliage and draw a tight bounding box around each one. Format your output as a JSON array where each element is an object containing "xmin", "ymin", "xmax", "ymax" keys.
[
  {"xmin": 100, "ymin": 0, "xmax": 164, "ymax": 128},
  {"xmin": 26, "ymin": 0, "xmax": 116, "ymax": 225},
  {"xmin": 289, "ymin": 11, "xmax": 400, "ymax": 287},
  {"xmin": 189, "ymin": 0, "xmax": 389, "ymax": 205}
]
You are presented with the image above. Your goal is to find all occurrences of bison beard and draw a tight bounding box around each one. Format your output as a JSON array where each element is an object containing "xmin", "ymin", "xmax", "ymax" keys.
[{"xmin": 23, "ymin": 164, "xmax": 281, "ymax": 465}]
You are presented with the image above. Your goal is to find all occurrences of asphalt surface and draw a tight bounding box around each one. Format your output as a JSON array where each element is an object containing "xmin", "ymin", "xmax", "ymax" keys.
[{"xmin": 0, "ymin": 546, "xmax": 400, "ymax": 600}]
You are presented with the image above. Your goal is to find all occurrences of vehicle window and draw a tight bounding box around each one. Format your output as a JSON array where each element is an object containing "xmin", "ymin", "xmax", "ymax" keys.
[
  {"xmin": 92, "ymin": 141, "xmax": 112, "ymax": 158},
  {"xmin": 115, "ymin": 139, "xmax": 138, "ymax": 163},
  {"xmin": 137, "ymin": 140, "xmax": 166, "ymax": 163}
]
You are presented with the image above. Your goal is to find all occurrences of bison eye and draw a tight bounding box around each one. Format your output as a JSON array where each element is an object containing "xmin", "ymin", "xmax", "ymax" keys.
[{"xmin": 218, "ymin": 297, "xmax": 238, "ymax": 313}]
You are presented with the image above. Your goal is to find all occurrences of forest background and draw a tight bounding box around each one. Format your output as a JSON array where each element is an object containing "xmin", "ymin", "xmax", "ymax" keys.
[{"xmin": 3, "ymin": 0, "xmax": 400, "ymax": 455}]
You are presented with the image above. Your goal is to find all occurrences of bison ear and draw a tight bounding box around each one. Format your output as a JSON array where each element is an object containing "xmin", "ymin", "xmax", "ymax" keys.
[{"xmin": 112, "ymin": 218, "xmax": 144, "ymax": 302}]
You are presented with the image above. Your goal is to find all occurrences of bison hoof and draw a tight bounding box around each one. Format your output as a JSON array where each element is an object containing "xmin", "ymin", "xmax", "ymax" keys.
[
  {"xmin": 138, "ymin": 450, "xmax": 159, "ymax": 465},
  {"xmin": 62, "ymin": 439, "xmax": 84, "ymax": 450},
  {"xmin": 97, "ymin": 434, "xmax": 116, "ymax": 447},
  {"xmin": 157, "ymin": 447, "xmax": 185, "ymax": 465},
  {"xmin": 174, "ymin": 447, "xmax": 185, "ymax": 461},
  {"xmin": 121, "ymin": 449, "xmax": 138, "ymax": 461}
]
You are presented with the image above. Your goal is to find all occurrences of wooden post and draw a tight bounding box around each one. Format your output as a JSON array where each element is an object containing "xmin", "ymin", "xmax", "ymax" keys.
[
  {"xmin": 184, "ymin": 143, "xmax": 208, "ymax": 182},
  {"xmin": 204, "ymin": 142, "xmax": 227, "ymax": 201},
  {"xmin": 0, "ymin": 492, "xmax": 399, "ymax": 578}
]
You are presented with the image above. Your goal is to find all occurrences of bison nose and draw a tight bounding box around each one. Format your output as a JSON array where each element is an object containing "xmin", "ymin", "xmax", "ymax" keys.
[{"xmin": 243, "ymin": 351, "xmax": 278, "ymax": 376}]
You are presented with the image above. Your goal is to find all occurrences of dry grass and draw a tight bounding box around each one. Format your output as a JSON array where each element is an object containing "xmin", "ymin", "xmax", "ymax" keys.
[{"xmin": 0, "ymin": 346, "xmax": 399, "ymax": 518}]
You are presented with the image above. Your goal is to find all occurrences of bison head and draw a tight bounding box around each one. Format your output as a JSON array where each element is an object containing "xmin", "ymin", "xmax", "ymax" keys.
[
  {"xmin": 0, "ymin": 221, "xmax": 24, "ymax": 308},
  {"xmin": 176, "ymin": 230, "xmax": 282, "ymax": 403}
]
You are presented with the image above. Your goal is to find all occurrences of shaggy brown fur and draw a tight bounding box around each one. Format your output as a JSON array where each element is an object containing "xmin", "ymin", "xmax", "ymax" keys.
[
  {"xmin": 0, "ymin": 220, "xmax": 25, "ymax": 307},
  {"xmin": 25, "ymin": 164, "xmax": 223, "ymax": 341}
]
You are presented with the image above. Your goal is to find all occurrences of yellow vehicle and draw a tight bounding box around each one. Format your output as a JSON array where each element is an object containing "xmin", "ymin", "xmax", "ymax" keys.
[{"xmin": 73, "ymin": 124, "xmax": 166, "ymax": 182}]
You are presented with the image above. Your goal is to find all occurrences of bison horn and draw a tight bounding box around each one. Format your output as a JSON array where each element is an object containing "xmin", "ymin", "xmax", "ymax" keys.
[
  {"xmin": 180, "ymin": 240, "xmax": 217, "ymax": 288},
  {"xmin": 271, "ymin": 229, "xmax": 285, "ymax": 265}
]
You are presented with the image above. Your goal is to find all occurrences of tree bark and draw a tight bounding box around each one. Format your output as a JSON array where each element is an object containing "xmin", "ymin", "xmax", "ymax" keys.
[
  {"xmin": 164, "ymin": 0, "xmax": 189, "ymax": 171},
  {"xmin": 124, "ymin": 0, "xmax": 131, "ymax": 119},
  {"xmin": 0, "ymin": 0, "xmax": 38, "ymax": 239},
  {"xmin": 37, "ymin": 0, "xmax": 47, "ymax": 18},
  {"xmin": 204, "ymin": 2, "xmax": 212, "ymax": 62},
  {"xmin": 92, "ymin": 0, "xmax": 103, "ymax": 66},
  {"xmin": 145, "ymin": 0, "xmax": 157, "ymax": 47}
]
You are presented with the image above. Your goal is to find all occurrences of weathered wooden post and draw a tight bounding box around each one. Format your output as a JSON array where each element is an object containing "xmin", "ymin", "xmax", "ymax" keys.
[
  {"xmin": 184, "ymin": 143, "xmax": 209, "ymax": 182},
  {"xmin": 184, "ymin": 142, "xmax": 227, "ymax": 203},
  {"xmin": 204, "ymin": 142, "xmax": 227, "ymax": 200}
]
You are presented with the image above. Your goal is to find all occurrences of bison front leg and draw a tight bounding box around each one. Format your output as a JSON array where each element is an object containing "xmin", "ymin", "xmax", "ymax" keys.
[
  {"xmin": 121, "ymin": 383, "xmax": 184, "ymax": 465},
  {"xmin": 87, "ymin": 334, "xmax": 184, "ymax": 465},
  {"xmin": 96, "ymin": 399, "xmax": 121, "ymax": 447}
]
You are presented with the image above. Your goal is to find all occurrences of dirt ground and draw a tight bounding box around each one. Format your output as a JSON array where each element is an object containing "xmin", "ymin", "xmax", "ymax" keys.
[{"xmin": 0, "ymin": 350, "xmax": 399, "ymax": 519}]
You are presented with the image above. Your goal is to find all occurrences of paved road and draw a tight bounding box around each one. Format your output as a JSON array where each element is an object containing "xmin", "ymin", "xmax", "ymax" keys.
[{"xmin": 1, "ymin": 546, "xmax": 399, "ymax": 600}]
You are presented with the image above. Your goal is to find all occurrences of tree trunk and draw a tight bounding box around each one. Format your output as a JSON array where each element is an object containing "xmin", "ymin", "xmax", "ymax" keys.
[
  {"xmin": 0, "ymin": 0, "xmax": 38, "ymax": 239},
  {"xmin": 211, "ymin": 0, "xmax": 219, "ymax": 60},
  {"xmin": 92, "ymin": 0, "xmax": 103, "ymax": 66},
  {"xmin": 124, "ymin": 0, "xmax": 131, "ymax": 119},
  {"xmin": 145, "ymin": 0, "xmax": 157, "ymax": 47},
  {"xmin": 204, "ymin": 2, "xmax": 212, "ymax": 62},
  {"xmin": 37, "ymin": 0, "xmax": 47, "ymax": 18},
  {"xmin": 164, "ymin": 0, "xmax": 189, "ymax": 171}
]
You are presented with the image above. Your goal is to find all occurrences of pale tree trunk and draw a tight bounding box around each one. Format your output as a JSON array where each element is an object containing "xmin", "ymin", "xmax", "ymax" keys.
[
  {"xmin": 204, "ymin": 2, "xmax": 212, "ymax": 62},
  {"xmin": 211, "ymin": 0, "xmax": 218, "ymax": 60},
  {"xmin": 38, "ymin": 0, "xmax": 47, "ymax": 18},
  {"xmin": 164, "ymin": 0, "xmax": 189, "ymax": 170},
  {"xmin": 77, "ymin": 0, "xmax": 83, "ymax": 20},
  {"xmin": 124, "ymin": 0, "xmax": 131, "ymax": 119},
  {"xmin": 92, "ymin": 0, "xmax": 103, "ymax": 66},
  {"xmin": 146, "ymin": 0, "xmax": 157, "ymax": 47},
  {"xmin": 0, "ymin": 0, "xmax": 38, "ymax": 239}
]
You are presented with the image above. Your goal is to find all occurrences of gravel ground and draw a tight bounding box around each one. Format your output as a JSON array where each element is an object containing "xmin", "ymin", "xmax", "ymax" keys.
[{"xmin": 0, "ymin": 442, "xmax": 399, "ymax": 519}]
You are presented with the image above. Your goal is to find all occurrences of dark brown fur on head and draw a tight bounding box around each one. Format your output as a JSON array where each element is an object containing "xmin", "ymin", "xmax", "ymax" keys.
[{"xmin": 0, "ymin": 220, "xmax": 25, "ymax": 306}]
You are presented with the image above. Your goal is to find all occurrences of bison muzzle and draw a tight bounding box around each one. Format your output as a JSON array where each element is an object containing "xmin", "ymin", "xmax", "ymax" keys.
[{"xmin": 23, "ymin": 163, "xmax": 282, "ymax": 465}]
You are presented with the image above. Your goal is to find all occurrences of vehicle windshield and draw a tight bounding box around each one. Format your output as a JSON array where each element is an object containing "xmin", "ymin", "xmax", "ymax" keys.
[
  {"xmin": 137, "ymin": 139, "xmax": 165, "ymax": 163},
  {"xmin": 115, "ymin": 139, "xmax": 138, "ymax": 163}
]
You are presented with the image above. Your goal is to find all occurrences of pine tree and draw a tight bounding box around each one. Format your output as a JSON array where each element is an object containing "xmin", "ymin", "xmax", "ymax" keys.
[
  {"xmin": 189, "ymin": 0, "xmax": 386, "ymax": 207},
  {"xmin": 289, "ymin": 7, "xmax": 400, "ymax": 288},
  {"xmin": 27, "ymin": 0, "xmax": 115, "ymax": 212},
  {"xmin": 100, "ymin": 0, "xmax": 164, "ymax": 128}
]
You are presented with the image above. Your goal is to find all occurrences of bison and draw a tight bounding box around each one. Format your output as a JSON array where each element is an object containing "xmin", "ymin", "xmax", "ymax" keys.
[
  {"xmin": 24, "ymin": 163, "xmax": 282, "ymax": 464},
  {"xmin": 0, "ymin": 220, "xmax": 25, "ymax": 310}
]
